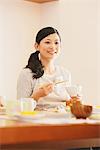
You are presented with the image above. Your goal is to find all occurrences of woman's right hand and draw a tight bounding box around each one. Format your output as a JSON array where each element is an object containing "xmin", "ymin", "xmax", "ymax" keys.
[{"xmin": 31, "ymin": 83, "xmax": 54, "ymax": 101}]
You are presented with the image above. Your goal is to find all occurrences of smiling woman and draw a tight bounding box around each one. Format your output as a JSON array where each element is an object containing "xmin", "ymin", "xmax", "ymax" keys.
[{"xmin": 17, "ymin": 27, "xmax": 81, "ymax": 111}]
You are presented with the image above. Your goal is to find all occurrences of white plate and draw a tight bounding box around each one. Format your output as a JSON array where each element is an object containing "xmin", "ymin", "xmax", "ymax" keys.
[
  {"xmin": 14, "ymin": 112, "xmax": 45, "ymax": 120},
  {"xmin": 44, "ymin": 111, "xmax": 72, "ymax": 119}
]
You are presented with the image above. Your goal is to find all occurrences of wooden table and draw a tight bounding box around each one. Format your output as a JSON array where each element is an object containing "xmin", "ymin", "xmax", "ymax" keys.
[{"xmin": 0, "ymin": 117, "xmax": 100, "ymax": 150}]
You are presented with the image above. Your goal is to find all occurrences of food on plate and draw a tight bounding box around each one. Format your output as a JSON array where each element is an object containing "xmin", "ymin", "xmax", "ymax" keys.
[{"xmin": 34, "ymin": 103, "xmax": 66, "ymax": 112}]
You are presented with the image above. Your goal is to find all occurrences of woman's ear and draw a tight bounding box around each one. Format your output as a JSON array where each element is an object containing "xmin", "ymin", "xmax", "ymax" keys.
[{"xmin": 34, "ymin": 42, "xmax": 39, "ymax": 51}]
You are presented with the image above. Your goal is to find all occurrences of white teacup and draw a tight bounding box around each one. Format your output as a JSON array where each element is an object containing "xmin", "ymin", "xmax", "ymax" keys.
[
  {"xmin": 5, "ymin": 100, "xmax": 20, "ymax": 114},
  {"xmin": 66, "ymin": 85, "xmax": 82, "ymax": 97},
  {"xmin": 19, "ymin": 98, "xmax": 37, "ymax": 112}
]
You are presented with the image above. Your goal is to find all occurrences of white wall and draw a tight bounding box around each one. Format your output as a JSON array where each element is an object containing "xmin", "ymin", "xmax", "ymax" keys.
[
  {"xmin": 97, "ymin": 0, "xmax": 100, "ymax": 105},
  {"xmin": 39, "ymin": 0, "xmax": 99, "ymax": 105},
  {"xmin": 0, "ymin": 0, "xmax": 40, "ymax": 100},
  {"xmin": 0, "ymin": 0, "xmax": 99, "ymax": 105}
]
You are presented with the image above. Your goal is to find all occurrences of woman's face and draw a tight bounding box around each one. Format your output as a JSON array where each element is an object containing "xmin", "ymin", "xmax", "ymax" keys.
[{"xmin": 36, "ymin": 33, "xmax": 61, "ymax": 60}]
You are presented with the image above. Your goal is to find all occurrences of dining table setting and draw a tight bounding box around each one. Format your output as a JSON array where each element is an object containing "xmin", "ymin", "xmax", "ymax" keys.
[{"xmin": 0, "ymin": 97, "xmax": 100, "ymax": 150}]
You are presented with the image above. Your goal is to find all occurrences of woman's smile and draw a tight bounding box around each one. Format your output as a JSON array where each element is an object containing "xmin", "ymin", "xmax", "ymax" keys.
[{"xmin": 47, "ymin": 50, "xmax": 57, "ymax": 55}]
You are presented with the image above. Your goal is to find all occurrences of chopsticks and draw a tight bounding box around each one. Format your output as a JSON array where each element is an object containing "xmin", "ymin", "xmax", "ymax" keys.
[
  {"xmin": 39, "ymin": 80, "xmax": 68, "ymax": 88},
  {"xmin": 54, "ymin": 80, "xmax": 68, "ymax": 85}
]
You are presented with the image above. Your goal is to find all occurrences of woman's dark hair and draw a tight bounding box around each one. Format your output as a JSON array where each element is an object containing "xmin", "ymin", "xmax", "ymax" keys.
[
  {"xmin": 25, "ymin": 51, "xmax": 44, "ymax": 79},
  {"xmin": 25, "ymin": 27, "xmax": 61, "ymax": 79},
  {"xmin": 36, "ymin": 26, "xmax": 61, "ymax": 44}
]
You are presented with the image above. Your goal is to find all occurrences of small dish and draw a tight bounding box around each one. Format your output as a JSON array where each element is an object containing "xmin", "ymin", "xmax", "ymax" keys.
[{"xmin": 70, "ymin": 102, "xmax": 93, "ymax": 119}]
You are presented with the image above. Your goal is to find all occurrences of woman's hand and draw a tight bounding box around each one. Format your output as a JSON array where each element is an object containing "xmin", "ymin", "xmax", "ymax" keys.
[{"xmin": 31, "ymin": 83, "xmax": 54, "ymax": 101}]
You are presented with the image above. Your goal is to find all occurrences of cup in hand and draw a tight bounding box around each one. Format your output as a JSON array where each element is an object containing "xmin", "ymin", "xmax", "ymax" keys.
[{"xmin": 19, "ymin": 98, "xmax": 37, "ymax": 112}]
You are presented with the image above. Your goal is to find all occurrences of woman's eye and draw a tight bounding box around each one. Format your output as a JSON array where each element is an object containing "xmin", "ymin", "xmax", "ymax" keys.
[
  {"xmin": 45, "ymin": 41, "xmax": 50, "ymax": 44},
  {"xmin": 55, "ymin": 41, "xmax": 59, "ymax": 45},
  {"xmin": 44, "ymin": 41, "xmax": 60, "ymax": 45}
]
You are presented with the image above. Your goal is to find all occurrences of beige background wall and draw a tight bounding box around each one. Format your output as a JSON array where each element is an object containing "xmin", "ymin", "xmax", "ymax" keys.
[
  {"xmin": 97, "ymin": 0, "xmax": 100, "ymax": 105},
  {"xmin": 0, "ymin": 0, "xmax": 40, "ymax": 100},
  {"xmin": 40, "ymin": 0, "xmax": 99, "ymax": 105},
  {"xmin": 0, "ymin": 0, "xmax": 99, "ymax": 105}
]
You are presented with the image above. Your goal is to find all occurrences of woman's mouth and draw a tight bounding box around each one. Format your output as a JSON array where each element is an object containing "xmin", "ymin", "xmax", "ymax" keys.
[{"xmin": 47, "ymin": 51, "xmax": 57, "ymax": 55}]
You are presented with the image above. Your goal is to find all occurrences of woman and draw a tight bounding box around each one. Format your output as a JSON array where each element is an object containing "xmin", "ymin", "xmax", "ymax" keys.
[{"xmin": 17, "ymin": 27, "xmax": 80, "ymax": 111}]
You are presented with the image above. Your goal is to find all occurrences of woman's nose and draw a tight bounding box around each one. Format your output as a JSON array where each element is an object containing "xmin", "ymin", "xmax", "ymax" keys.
[{"xmin": 50, "ymin": 43, "xmax": 56, "ymax": 49}]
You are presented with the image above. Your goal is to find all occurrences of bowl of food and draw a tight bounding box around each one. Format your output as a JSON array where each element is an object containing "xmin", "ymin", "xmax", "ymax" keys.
[{"xmin": 70, "ymin": 101, "xmax": 93, "ymax": 119}]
